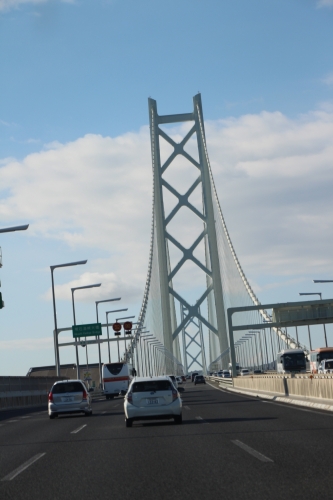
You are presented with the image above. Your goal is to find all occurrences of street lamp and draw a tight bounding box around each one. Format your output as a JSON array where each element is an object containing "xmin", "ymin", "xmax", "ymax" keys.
[
  {"xmin": 0, "ymin": 224, "xmax": 29, "ymax": 233},
  {"xmin": 299, "ymin": 292, "xmax": 327, "ymax": 348},
  {"xmin": 71, "ymin": 283, "xmax": 101, "ymax": 379},
  {"xmin": 50, "ymin": 259, "xmax": 87, "ymax": 376},
  {"xmin": 138, "ymin": 333, "xmax": 153, "ymax": 375},
  {"xmin": 245, "ymin": 333, "xmax": 259, "ymax": 370},
  {"xmin": 106, "ymin": 308, "xmax": 128, "ymax": 363},
  {"xmin": 95, "ymin": 297, "xmax": 121, "ymax": 387},
  {"xmin": 116, "ymin": 316, "xmax": 135, "ymax": 361}
]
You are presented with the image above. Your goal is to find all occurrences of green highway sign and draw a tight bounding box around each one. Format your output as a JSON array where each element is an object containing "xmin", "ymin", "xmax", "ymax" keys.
[{"xmin": 72, "ymin": 323, "xmax": 102, "ymax": 338}]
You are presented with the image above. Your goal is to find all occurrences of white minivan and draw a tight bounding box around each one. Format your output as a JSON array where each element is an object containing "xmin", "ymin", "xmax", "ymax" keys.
[{"xmin": 318, "ymin": 359, "xmax": 333, "ymax": 374}]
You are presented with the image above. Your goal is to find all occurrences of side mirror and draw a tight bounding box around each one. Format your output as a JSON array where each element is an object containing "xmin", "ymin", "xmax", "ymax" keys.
[{"xmin": 120, "ymin": 390, "xmax": 127, "ymax": 396}]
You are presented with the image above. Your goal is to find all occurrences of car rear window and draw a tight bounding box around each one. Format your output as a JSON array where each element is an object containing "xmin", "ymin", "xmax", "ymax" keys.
[
  {"xmin": 132, "ymin": 381, "xmax": 173, "ymax": 393},
  {"xmin": 52, "ymin": 382, "xmax": 84, "ymax": 394}
]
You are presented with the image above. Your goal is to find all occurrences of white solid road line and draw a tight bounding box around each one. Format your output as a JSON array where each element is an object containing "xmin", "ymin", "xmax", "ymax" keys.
[
  {"xmin": 232, "ymin": 440, "xmax": 273, "ymax": 463},
  {"xmin": 71, "ymin": 424, "xmax": 87, "ymax": 434},
  {"xmin": 1, "ymin": 453, "xmax": 46, "ymax": 481}
]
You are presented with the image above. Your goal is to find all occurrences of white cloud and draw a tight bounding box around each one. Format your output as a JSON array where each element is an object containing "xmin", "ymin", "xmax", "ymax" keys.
[
  {"xmin": 43, "ymin": 271, "xmax": 143, "ymax": 303},
  {"xmin": 322, "ymin": 72, "xmax": 333, "ymax": 86},
  {"xmin": 0, "ymin": 336, "xmax": 72, "ymax": 351},
  {"xmin": 1, "ymin": 106, "xmax": 333, "ymax": 305},
  {"xmin": 317, "ymin": 0, "xmax": 333, "ymax": 7},
  {"xmin": 0, "ymin": 0, "xmax": 73, "ymax": 12}
]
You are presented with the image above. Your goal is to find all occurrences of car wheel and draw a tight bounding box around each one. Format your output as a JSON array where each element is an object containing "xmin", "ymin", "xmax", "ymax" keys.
[
  {"xmin": 174, "ymin": 414, "xmax": 182, "ymax": 425},
  {"xmin": 125, "ymin": 418, "xmax": 133, "ymax": 428}
]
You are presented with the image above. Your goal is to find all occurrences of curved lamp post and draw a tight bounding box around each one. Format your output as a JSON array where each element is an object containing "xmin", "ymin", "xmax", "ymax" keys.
[
  {"xmin": 50, "ymin": 259, "xmax": 87, "ymax": 376},
  {"xmin": 71, "ymin": 283, "xmax": 101, "ymax": 379}
]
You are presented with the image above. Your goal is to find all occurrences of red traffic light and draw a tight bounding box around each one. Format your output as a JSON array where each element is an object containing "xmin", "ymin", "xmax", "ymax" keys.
[
  {"xmin": 112, "ymin": 322, "xmax": 122, "ymax": 332},
  {"xmin": 123, "ymin": 321, "xmax": 132, "ymax": 331}
]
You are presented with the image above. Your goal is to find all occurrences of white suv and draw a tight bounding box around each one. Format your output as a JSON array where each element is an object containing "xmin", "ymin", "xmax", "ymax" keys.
[{"xmin": 123, "ymin": 376, "xmax": 182, "ymax": 427}]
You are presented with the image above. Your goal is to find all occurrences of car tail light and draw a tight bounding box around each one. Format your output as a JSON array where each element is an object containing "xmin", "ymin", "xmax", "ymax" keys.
[
  {"xmin": 127, "ymin": 392, "xmax": 133, "ymax": 404},
  {"xmin": 82, "ymin": 389, "xmax": 88, "ymax": 400},
  {"xmin": 48, "ymin": 391, "xmax": 53, "ymax": 402},
  {"xmin": 172, "ymin": 389, "xmax": 178, "ymax": 402}
]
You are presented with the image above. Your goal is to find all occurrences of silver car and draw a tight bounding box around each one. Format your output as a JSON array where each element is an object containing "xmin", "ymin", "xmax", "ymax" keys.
[
  {"xmin": 48, "ymin": 380, "xmax": 92, "ymax": 419},
  {"xmin": 124, "ymin": 376, "xmax": 182, "ymax": 427}
]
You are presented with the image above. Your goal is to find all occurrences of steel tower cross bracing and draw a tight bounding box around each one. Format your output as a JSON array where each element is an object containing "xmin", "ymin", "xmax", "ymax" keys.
[{"xmin": 148, "ymin": 94, "xmax": 229, "ymax": 371}]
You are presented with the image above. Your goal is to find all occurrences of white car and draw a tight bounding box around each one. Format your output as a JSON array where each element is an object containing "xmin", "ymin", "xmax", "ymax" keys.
[
  {"xmin": 123, "ymin": 376, "xmax": 182, "ymax": 427},
  {"xmin": 318, "ymin": 359, "xmax": 333, "ymax": 374},
  {"xmin": 240, "ymin": 369, "xmax": 250, "ymax": 376}
]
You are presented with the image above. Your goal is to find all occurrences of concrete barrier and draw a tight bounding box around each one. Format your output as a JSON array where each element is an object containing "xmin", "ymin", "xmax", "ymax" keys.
[
  {"xmin": 0, "ymin": 376, "xmax": 66, "ymax": 411},
  {"xmin": 232, "ymin": 374, "xmax": 333, "ymax": 401}
]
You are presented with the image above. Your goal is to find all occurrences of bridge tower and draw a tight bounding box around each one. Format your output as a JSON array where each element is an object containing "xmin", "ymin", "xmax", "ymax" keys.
[{"xmin": 148, "ymin": 94, "xmax": 229, "ymax": 372}]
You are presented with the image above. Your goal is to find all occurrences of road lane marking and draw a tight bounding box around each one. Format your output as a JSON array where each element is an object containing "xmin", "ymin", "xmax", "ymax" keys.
[
  {"xmin": 196, "ymin": 416, "xmax": 203, "ymax": 420},
  {"xmin": 1, "ymin": 453, "xmax": 46, "ymax": 481},
  {"xmin": 102, "ymin": 411, "xmax": 107, "ymax": 414},
  {"xmin": 184, "ymin": 406, "xmax": 190, "ymax": 410},
  {"xmin": 7, "ymin": 420, "xmax": 19, "ymax": 423},
  {"xmin": 232, "ymin": 440, "xmax": 273, "ymax": 463},
  {"xmin": 20, "ymin": 416, "xmax": 31, "ymax": 419},
  {"xmin": 113, "ymin": 404, "xmax": 119, "ymax": 408},
  {"xmin": 71, "ymin": 424, "xmax": 87, "ymax": 434}
]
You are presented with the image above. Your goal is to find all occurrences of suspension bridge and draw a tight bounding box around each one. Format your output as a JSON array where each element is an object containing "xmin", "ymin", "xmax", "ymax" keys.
[{"xmin": 125, "ymin": 93, "xmax": 320, "ymax": 377}]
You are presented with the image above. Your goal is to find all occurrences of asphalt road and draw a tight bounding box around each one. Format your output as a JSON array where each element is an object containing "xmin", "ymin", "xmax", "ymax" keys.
[{"xmin": 1, "ymin": 380, "xmax": 333, "ymax": 500}]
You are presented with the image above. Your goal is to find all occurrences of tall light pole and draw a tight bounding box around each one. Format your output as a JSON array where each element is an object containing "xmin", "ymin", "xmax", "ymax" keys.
[
  {"xmin": 71, "ymin": 283, "xmax": 101, "ymax": 379},
  {"xmin": 0, "ymin": 224, "xmax": 29, "ymax": 310},
  {"xmin": 116, "ymin": 315, "xmax": 135, "ymax": 361},
  {"xmin": 0, "ymin": 224, "xmax": 29, "ymax": 233},
  {"xmin": 245, "ymin": 333, "xmax": 259, "ymax": 370},
  {"xmin": 95, "ymin": 297, "xmax": 121, "ymax": 387},
  {"xmin": 299, "ymin": 292, "xmax": 326, "ymax": 348},
  {"xmin": 139, "ymin": 333, "xmax": 153, "ymax": 375},
  {"xmin": 106, "ymin": 308, "xmax": 128, "ymax": 363},
  {"xmin": 51, "ymin": 259, "xmax": 87, "ymax": 376}
]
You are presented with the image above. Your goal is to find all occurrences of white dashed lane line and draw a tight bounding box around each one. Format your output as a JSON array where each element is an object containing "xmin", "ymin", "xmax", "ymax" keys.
[
  {"xmin": 71, "ymin": 424, "xmax": 87, "ymax": 434},
  {"xmin": 232, "ymin": 440, "xmax": 273, "ymax": 463},
  {"xmin": 1, "ymin": 453, "xmax": 46, "ymax": 481},
  {"xmin": 7, "ymin": 420, "xmax": 19, "ymax": 423},
  {"xmin": 183, "ymin": 406, "xmax": 190, "ymax": 410}
]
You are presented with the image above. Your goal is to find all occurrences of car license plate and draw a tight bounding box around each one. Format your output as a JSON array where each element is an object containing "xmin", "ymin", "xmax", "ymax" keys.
[
  {"xmin": 62, "ymin": 397, "xmax": 74, "ymax": 402},
  {"xmin": 147, "ymin": 398, "xmax": 158, "ymax": 405}
]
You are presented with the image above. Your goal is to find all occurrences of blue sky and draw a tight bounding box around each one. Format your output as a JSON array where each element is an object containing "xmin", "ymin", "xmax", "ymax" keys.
[{"xmin": 1, "ymin": 0, "xmax": 333, "ymax": 374}]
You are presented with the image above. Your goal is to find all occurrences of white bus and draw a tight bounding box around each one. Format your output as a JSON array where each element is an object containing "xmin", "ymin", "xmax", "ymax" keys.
[
  {"xmin": 102, "ymin": 363, "xmax": 134, "ymax": 400},
  {"xmin": 277, "ymin": 349, "xmax": 306, "ymax": 374}
]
